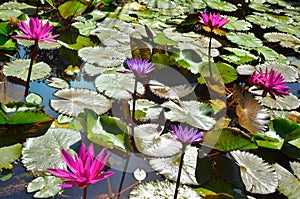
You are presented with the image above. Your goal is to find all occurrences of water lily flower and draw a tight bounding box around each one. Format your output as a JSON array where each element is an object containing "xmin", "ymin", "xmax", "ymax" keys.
[
  {"xmin": 47, "ymin": 143, "xmax": 114, "ymax": 189},
  {"xmin": 199, "ymin": 12, "xmax": 229, "ymax": 30},
  {"xmin": 119, "ymin": 58, "xmax": 156, "ymax": 77},
  {"xmin": 12, "ymin": 17, "xmax": 59, "ymax": 44},
  {"xmin": 249, "ymin": 67, "xmax": 290, "ymax": 99},
  {"xmin": 171, "ymin": 124, "xmax": 204, "ymax": 145}
]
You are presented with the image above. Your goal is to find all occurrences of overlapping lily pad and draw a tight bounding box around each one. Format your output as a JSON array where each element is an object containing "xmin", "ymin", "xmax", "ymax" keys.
[
  {"xmin": 50, "ymin": 88, "xmax": 112, "ymax": 117},
  {"xmin": 264, "ymin": 32, "xmax": 300, "ymax": 51},
  {"xmin": 226, "ymin": 32, "xmax": 263, "ymax": 49}
]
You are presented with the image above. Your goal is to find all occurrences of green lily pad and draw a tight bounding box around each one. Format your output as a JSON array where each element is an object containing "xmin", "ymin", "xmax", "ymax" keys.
[
  {"xmin": 226, "ymin": 32, "xmax": 263, "ymax": 49},
  {"xmin": 27, "ymin": 176, "xmax": 63, "ymax": 198},
  {"xmin": 46, "ymin": 77, "xmax": 70, "ymax": 89},
  {"xmin": 58, "ymin": 0, "xmax": 87, "ymax": 19},
  {"xmin": 50, "ymin": 88, "xmax": 112, "ymax": 117},
  {"xmin": 78, "ymin": 46, "xmax": 126, "ymax": 67},
  {"xmin": 264, "ymin": 32, "xmax": 300, "ymax": 51},
  {"xmin": 203, "ymin": 128, "xmax": 257, "ymax": 152},
  {"xmin": 25, "ymin": 93, "xmax": 42, "ymax": 105},
  {"xmin": 128, "ymin": 99, "xmax": 163, "ymax": 121},
  {"xmin": 230, "ymin": 150, "xmax": 278, "ymax": 194},
  {"xmin": 272, "ymin": 118, "xmax": 300, "ymax": 142},
  {"xmin": 90, "ymin": 27, "xmax": 130, "ymax": 46},
  {"xmin": 94, "ymin": 73, "xmax": 145, "ymax": 100},
  {"xmin": 0, "ymin": 143, "xmax": 22, "ymax": 168},
  {"xmin": 223, "ymin": 16, "xmax": 252, "ymax": 31},
  {"xmin": 0, "ymin": 9, "xmax": 22, "ymax": 20},
  {"xmin": 3, "ymin": 59, "xmax": 51, "ymax": 81},
  {"xmin": 250, "ymin": 133, "xmax": 284, "ymax": 150},
  {"xmin": 72, "ymin": 21, "xmax": 96, "ymax": 36},
  {"xmin": 161, "ymin": 100, "xmax": 216, "ymax": 130},
  {"xmin": 0, "ymin": 35, "xmax": 17, "ymax": 50},
  {"xmin": 256, "ymin": 46, "xmax": 280, "ymax": 61},
  {"xmin": 203, "ymin": 0, "xmax": 237, "ymax": 12},
  {"xmin": 22, "ymin": 128, "xmax": 81, "ymax": 171}
]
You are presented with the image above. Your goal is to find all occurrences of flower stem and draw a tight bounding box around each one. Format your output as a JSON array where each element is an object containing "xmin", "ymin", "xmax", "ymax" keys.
[
  {"xmin": 83, "ymin": 187, "xmax": 87, "ymax": 199},
  {"xmin": 208, "ymin": 32, "xmax": 213, "ymax": 77},
  {"xmin": 116, "ymin": 154, "xmax": 130, "ymax": 199},
  {"xmin": 24, "ymin": 40, "xmax": 38, "ymax": 97},
  {"xmin": 173, "ymin": 144, "xmax": 187, "ymax": 199}
]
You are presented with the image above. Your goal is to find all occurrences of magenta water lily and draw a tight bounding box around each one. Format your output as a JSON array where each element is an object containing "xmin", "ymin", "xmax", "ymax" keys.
[
  {"xmin": 47, "ymin": 143, "xmax": 114, "ymax": 189},
  {"xmin": 125, "ymin": 58, "xmax": 156, "ymax": 77},
  {"xmin": 199, "ymin": 12, "xmax": 229, "ymax": 30},
  {"xmin": 249, "ymin": 67, "xmax": 290, "ymax": 98},
  {"xmin": 171, "ymin": 124, "xmax": 204, "ymax": 145},
  {"xmin": 12, "ymin": 17, "xmax": 59, "ymax": 44}
]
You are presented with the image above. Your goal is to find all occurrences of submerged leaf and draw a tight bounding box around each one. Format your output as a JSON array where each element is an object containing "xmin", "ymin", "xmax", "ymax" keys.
[
  {"xmin": 50, "ymin": 88, "xmax": 112, "ymax": 117},
  {"xmin": 3, "ymin": 59, "xmax": 51, "ymax": 81},
  {"xmin": 230, "ymin": 150, "xmax": 278, "ymax": 194}
]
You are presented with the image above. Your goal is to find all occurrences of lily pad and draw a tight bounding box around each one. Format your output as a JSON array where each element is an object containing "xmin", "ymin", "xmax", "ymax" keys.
[
  {"xmin": 0, "ymin": 143, "xmax": 22, "ymax": 168},
  {"xmin": 203, "ymin": 0, "xmax": 237, "ymax": 12},
  {"xmin": 134, "ymin": 124, "xmax": 181, "ymax": 157},
  {"xmin": 78, "ymin": 46, "xmax": 126, "ymax": 67},
  {"xmin": 25, "ymin": 93, "xmax": 42, "ymax": 105},
  {"xmin": 95, "ymin": 73, "xmax": 145, "ymax": 100},
  {"xmin": 22, "ymin": 128, "xmax": 81, "ymax": 171},
  {"xmin": 149, "ymin": 146, "xmax": 199, "ymax": 185},
  {"xmin": 129, "ymin": 180, "xmax": 202, "ymax": 199},
  {"xmin": 230, "ymin": 150, "xmax": 278, "ymax": 194},
  {"xmin": 223, "ymin": 16, "xmax": 252, "ymax": 31},
  {"xmin": 264, "ymin": 32, "xmax": 300, "ymax": 50},
  {"xmin": 3, "ymin": 59, "xmax": 51, "ymax": 81},
  {"xmin": 50, "ymin": 88, "xmax": 112, "ymax": 117},
  {"xmin": 46, "ymin": 77, "xmax": 70, "ymax": 89},
  {"xmin": 90, "ymin": 27, "xmax": 130, "ymax": 46},
  {"xmin": 273, "ymin": 162, "xmax": 300, "ymax": 199},
  {"xmin": 221, "ymin": 47, "xmax": 257, "ymax": 65},
  {"xmin": 226, "ymin": 32, "xmax": 263, "ymax": 49},
  {"xmin": 58, "ymin": 0, "xmax": 87, "ymax": 19},
  {"xmin": 27, "ymin": 176, "xmax": 63, "ymax": 198},
  {"xmin": 161, "ymin": 100, "xmax": 216, "ymax": 130},
  {"xmin": 128, "ymin": 99, "xmax": 163, "ymax": 121}
]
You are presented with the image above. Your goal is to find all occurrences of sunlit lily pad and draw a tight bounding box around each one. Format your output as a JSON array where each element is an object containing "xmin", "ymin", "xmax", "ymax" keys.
[
  {"xmin": 0, "ymin": 143, "xmax": 22, "ymax": 168},
  {"xmin": 230, "ymin": 150, "xmax": 278, "ymax": 194},
  {"xmin": 27, "ymin": 176, "xmax": 63, "ymax": 198},
  {"xmin": 221, "ymin": 47, "xmax": 257, "ymax": 65},
  {"xmin": 224, "ymin": 16, "xmax": 252, "ymax": 31},
  {"xmin": 72, "ymin": 21, "xmax": 96, "ymax": 36},
  {"xmin": 50, "ymin": 88, "xmax": 112, "ymax": 117},
  {"xmin": 46, "ymin": 77, "xmax": 70, "ymax": 89},
  {"xmin": 90, "ymin": 27, "xmax": 130, "ymax": 46},
  {"xmin": 226, "ymin": 32, "xmax": 263, "ymax": 49},
  {"xmin": 95, "ymin": 73, "xmax": 145, "ymax": 100},
  {"xmin": 138, "ymin": 0, "xmax": 176, "ymax": 9},
  {"xmin": 149, "ymin": 146, "xmax": 199, "ymax": 185},
  {"xmin": 3, "ymin": 59, "xmax": 51, "ymax": 81},
  {"xmin": 161, "ymin": 100, "xmax": 216, "ymax": 130},
  {"xmin": 129, "ymin": 180, "xmax": 202, "ymax": 199},
  {"xmin": 128, "ymin": 99, "xmax": 163, "ymax": 121},
  {"xmin": 149, "ymin": 80, "xmax": 195, "ymax": 100},
  {"xmin": 22, "ymin": 128, "xmax": 81, "ymax": 171},
  {"xmin": 273, "ymin": 162, "xmax": 300, "ymax": 199},
  {"xmin": 264, "ymin": 32, "xmax": 300, "ymax": 50},
  {"xmin": 203, "ymin": 0, "xmax": 237, "ymax": 11},
  {"xmin": 78, "ymin": 46, "xmax": 126, "ymax": 67},
  {"xmin": 256, "ymin": 46, "xmax": 280, "ymax": 61},
  {"xmin": 236, "ymin": 64, "xmax": 255, "ymax": 75},
  {"xmin": 17, "ymin": 39, "xmax": 61, "ymax": 49},
  {"xmin": 134, "ymin": 124, "xmax": 181, "ymax": 157},
  {"xmin": 25, "ymin": 93, "xmax": 42, "ymax": 105}
]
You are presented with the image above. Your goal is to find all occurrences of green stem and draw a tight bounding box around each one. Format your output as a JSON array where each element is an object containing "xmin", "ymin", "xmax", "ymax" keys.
[
  {"xmin": 208, "ymin": 32, "xmax": 213, "ymax": 77},
  {"xmin": 173, "ymin": 144, "xmax": 187, "ymax": 199},
  {"xmin": 83, "ymin": 187, "xmax": 87, "ymax": 199},
  {"xmin": 24, "ymin": 40, "xmax": 38, "ymax": 97}
]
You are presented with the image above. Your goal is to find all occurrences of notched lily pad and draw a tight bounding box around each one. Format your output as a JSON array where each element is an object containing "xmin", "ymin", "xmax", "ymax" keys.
[
  {"xmin": 264, "ymin": 32, "xmax": 300, "ymax": 51},
  {"xmin": 3, "ymin": 59, "xmax": 51, "ymax": 81},
  {"xmin": 27, "ymin": 176, "xmax": 63, "ymax": 198},
  {"xmin": 50, "ymin": 88, "xmax": 112, "ymax": 117},
  {"xmin": 226, "ymin": 32, "xmax": 263, "ymax": 49}
]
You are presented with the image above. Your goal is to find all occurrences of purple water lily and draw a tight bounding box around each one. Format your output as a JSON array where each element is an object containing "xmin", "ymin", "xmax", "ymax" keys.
[
  {"xmin": 199, "ymin": 12, "xmax": 229, "ymax": 30},
  {"xmin": 47, "ymin": 143, "xmax": 114, "ymax": 189},
  {"xmin": 249, "ymin": 67, "xmax": 290, "ymax": 99},
  {"xmin": 12, "ymin": 17, "xmax": 59, "ymax": 44},
  {"xmin": 171, "ymin": 124, "xmax": 204, "ymax": 145},
  {"xmin": 119, "ymin": 58, "xmax": 156, "ymax": 77}
]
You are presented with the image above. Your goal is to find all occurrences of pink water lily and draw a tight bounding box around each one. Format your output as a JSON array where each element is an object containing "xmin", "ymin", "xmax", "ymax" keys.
[
  {"xmin": 47, "ymin": 143, "xmax": 114, "ymax": 189},
  {"xmin": 171, "ymin": 124, "xmax": 204, "ymax": 145},
  {"xmin": 199, "ymin": 12, "xmax": 229, "ymax": 30},
  {"xmin": 249, "ymin": 67, "xmax": 290, "ymax": 99},
  {"xmin": 119, "ymin": 58, "xmax": 156, "ymax": 77},
  {"xmin": 12, "ymin": 17, "xmax": 59, "ymax": 44}
]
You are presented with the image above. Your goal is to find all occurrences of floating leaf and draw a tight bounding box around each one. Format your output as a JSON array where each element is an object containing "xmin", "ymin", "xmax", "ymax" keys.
[
  {"xmin": 236, "ymin": 64, "xmax": 255, "ymax": 76},
  {"xmin": 133, "ymin": 168, "xmax": 147, "ymax": 181},
  {"xmin": 149, "ymin": 80, "xmax": 195, "ymax": 100},
  {"xmin": 129, "ymin": 180, "xmax": 202, "ymax": 199},
  {"xmin": 236, "ymin": 90, "xmax": 270, "ymax": 134},
  {"xmin": 149, "ymin": 146, "xmax": 199, "ymax": 185},
  {"xmin": 128, "ymin": 99, "xmax": 162, "ymax": 121},
  {"xmin": 25, "ymin": 93, "xmax": 42, "ymax": 105},
  {"xmin": 226, "ymin": 32, "xmax": 263, "ymax": 49},
  {"xmin": 203, "ymin": 128, "xmax": 257, "ymax": 152},
  {"xmin": 3, "ymin": 59, "xmax": 51, "ymax": 81},
  {"xmin": 72, "ymin": 21, "xmax": 96, "ymax": 36},
  {"xmin": 27, "ymin": 176, "xmax": 63, "ymax": 198},
  {"xmin": 90, "ymin": 27, "xmax": 130, "ymax": 46},
  {"xmin": 250, "ymin": 133, "xmax": 284, "ymax": 150},
  {"xmin": 223, "ymin": 16, "xmax": 252, "ymax": 31},
  {"xmin": 0, "ymin": 143, "xmax": 22, "ymax": 168},
  {"xmin": 58, "ymin": 0, "xmax": 87, "ymax": 19},
  {"xmin": 272, "ymin": 118, "xmax": 300, "ymax": 142},
  {"xmin": 230, "ymin": 150, "xmax": 278, "ymax": 194},
  {"xmin": 264, "ymin": 32, "xmax": 300, "ymax": 50},
  {"xmin": 256, "ymin": 46, "xmax": 280, "ymax": 61},
  {"xmin": 46, "ymin": 77, "xmax": 70, "ymax": 89},
  {"xmin": 154, "ymin": 32, "xmax": 177, "ymax": 45},
  {"xmin": 162, "ymin": 100, "xmax": 216, "ymax": 130},
  {"xmin": 204, "ymin": 0, "xmax": 237, "ymax": 11},
  {"xmin": 22, "ymin": 128, "xmax": 81, "ymax": 171},
  {"xmin": 221, "ymin": 47, "xmax": 257, "ymax": 65},
  {"xmin": 50, "ymin": 88, "xmax": 112, "ymax": 117},
  {"xmin": 78, "ymin": 46, "xmax": 125, "ymax": 67},
  {"xmin": 273, "ymin": 162, "xmax": 300, "ymax": 199},
  {"xmin": 134, "ymin": 124, "xmax": 181, "ymax": 157},
  {"xmin": 95, "ymin": 73, "xmax": 145, "ymax": 100}
]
